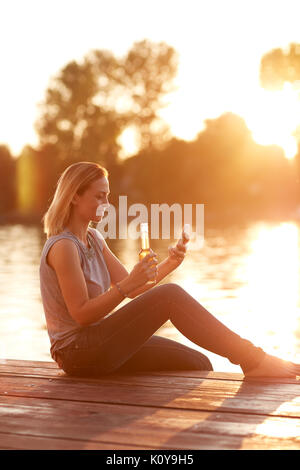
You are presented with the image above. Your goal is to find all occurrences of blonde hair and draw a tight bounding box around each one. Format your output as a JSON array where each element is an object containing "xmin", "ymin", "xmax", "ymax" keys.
[{"xmin": 42, "ymin": 161, "xmax": 108, "ymax": 238}]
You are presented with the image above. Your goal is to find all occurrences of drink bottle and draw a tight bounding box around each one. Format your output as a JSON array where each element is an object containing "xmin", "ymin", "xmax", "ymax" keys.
[{"xmin": 139, "ymin": 223, "xmax": 156, "ymax": 283}]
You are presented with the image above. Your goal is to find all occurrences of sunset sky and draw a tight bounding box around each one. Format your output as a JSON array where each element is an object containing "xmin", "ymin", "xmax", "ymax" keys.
[{"xmin": 1, "ymin": 0, "xmax": 300, "ymax": 158}]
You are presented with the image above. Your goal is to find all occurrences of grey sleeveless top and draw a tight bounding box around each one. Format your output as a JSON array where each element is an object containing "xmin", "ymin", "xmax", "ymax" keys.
[{"xmin": 39, "ymin": 227, "xmax": 111, "ymax": 359}]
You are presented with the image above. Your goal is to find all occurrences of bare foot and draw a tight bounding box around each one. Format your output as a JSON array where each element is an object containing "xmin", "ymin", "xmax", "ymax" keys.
[{"xmin": 244, "ymin": 354, "xmax": 300, "ymax": 379}]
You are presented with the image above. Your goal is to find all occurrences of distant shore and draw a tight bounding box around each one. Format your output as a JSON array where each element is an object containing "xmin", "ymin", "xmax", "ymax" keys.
[
  {"xmin": 1, "ymin": 208, "xmax": 300, "ymax": 230},
  {"xmin": 0, "ymin": 211, "xmax": 42, "ymax": 226}
]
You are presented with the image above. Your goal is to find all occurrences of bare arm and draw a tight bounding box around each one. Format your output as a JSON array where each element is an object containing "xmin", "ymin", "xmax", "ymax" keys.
[
  {"xmin": 127, "ymin": 257, "xmax": 179, "ymax": 298},
  {"xmin": 100, "ymin": 236, "xmax": 129, "ymax": 284},
  {"xmin": 100, "ymin": 235, "xmax": 182, "ymax": 298},
  {"xmin": 47, "ymin": 238, "xmax": 157, "ymax": 326},
  {"xmin": 100, "ymin": 236, "xmax": 171, "ymax": 298},
  {"xmin": 128, "ymin": 236, "xmax": 188, "ymax": 298}
]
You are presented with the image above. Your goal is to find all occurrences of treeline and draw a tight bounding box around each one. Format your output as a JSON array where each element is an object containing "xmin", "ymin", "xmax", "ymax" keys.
[
  {"xmin": 121, "ymin": 113, "xmax": 300, "ymax": 221},
  {"xmin": 1, "ymin": 111, "xmax": 300, "ymax": 224},
  {"xmin": 1, "ymin": 39, "xmax": 300, "ymax": 225}
]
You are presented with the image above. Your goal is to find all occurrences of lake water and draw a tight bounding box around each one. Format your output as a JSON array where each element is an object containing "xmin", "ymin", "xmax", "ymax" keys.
[{"xmin": 0, "ymin": 221, "xmax": 300, "ymax": 372}]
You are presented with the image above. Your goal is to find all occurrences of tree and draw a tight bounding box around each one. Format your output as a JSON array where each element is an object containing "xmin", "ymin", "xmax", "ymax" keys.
[
  {"xmin": 36, "ymin": 40, "xmax": 178, "ymax": 169},
  {"xmin": 260, "ymin": 42, "xmax": 300, "ymax": 177},
  {"xmin": 0, "ymin": 145, "xmax": 16, "ymax": 215},
  {"xmin": 120, "ymin": 112, "xmax": 297, "ymax": 219},
  {"xmin": 119, "ymin": 40, "xmax": 178, "ymax": 149},
  {"xmin": 260, "ymin": 43, "xmax": 300, "ymax": 90},
  {"xmin": 16, "ymin": 146, "xmax": 38, "ymax": 215}
]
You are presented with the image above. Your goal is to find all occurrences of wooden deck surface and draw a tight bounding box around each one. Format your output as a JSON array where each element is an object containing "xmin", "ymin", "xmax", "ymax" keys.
[{"xmin": 0, "ymin": 359, "xmax": 299, "ymax": 450}]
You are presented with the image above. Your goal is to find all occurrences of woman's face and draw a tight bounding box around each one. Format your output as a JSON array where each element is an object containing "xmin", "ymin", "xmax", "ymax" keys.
[{"xmin": 73, "ymin": 176, "xmax": 110, "ymax": 223}]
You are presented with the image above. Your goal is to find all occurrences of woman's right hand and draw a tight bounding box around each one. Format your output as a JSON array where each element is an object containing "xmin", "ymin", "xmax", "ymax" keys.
[{"xmin": 124, "ymin": 249, "xmax": 158, "ymax": 292}]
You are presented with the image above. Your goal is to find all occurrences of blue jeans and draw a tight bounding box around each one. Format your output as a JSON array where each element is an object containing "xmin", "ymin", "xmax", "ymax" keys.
[{"xmin": 56, "ymin": 283, "xmax": 265, "ymax": 377}]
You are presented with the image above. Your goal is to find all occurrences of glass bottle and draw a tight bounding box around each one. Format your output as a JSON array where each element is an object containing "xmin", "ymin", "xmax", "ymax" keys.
[
  {"xmin": 139, "ymin": 223, "xmax": 156, "ymax": 283},
  {"xmin": 139, "ymin": 223, "xmax": 150, "ymax": 260}
]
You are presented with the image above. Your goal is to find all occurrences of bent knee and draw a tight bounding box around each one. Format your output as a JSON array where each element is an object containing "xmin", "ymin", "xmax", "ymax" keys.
[
  {"xmin": 143, "ymin": 282, "xmax": 188, "ymax": 308},
  {"xmin": 155, "ymin": 282, "xmax": 186, "ymax": 297},
  {"xmin": 203, "ymin": 356, "xmax": 214, "ymax": 371}
]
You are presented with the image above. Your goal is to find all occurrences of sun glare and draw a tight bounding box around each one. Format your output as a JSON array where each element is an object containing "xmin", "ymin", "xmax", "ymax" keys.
[
  {"xmin": 241, "ymin": 84, "xmax": 300, "ymax": 159},
  {"xmin": 117, "ymin": 127, "xmax": 140, "ymax": 159},
  {"xmin": 237, "ymin": 222, "xmax": 300, "ymax": 361},
  {"xmin": 160, "ymin": 73, "xmax": 300, "ymax": 161}
]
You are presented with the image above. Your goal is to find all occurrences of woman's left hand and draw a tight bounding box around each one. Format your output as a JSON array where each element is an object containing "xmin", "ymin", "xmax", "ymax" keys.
[{"xmin": 167, "ymin": 238, "xmax": 187, "ymax": 266}]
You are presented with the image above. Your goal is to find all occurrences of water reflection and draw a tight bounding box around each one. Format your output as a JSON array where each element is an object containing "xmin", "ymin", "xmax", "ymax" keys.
[
  {"xmin": 0, "ymin": 221, "xmax": 299, "ymax": 371},
  {"xmin": 236, "ymin": 222, "xmax": 300, "ymax": 359}
]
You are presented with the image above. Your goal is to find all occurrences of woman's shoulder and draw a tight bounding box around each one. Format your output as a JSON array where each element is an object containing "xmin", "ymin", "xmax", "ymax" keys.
[
  {"xmin": 44, "ymin": 231, "xmax": 80, "ymax": 248},
  {"xmin": 42, "ymin": 233, "xmax": 82, "ymax": 271},
  {"xmin": 41, "ymin": 231, "xmax": 82, "ymax": 261}
]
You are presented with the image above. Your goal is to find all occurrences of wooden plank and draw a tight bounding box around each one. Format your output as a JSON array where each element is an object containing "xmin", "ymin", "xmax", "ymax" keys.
[
  {"xmin": 0, "ymin": 364, "xmax": 244, "ymax": 385},
  {"xmin": 0, "ymin": 367, "xmax": 246, "ymax": 383},
  {"xmin": 0, "ymin": 432, "xmax": 150, "ymax": 450},
  {"xmin": 0, "ymin": 362, "xmax": 299, "ymax": 387},
  {"xmin": 0, "ymin": 374, "xmax": 299, "ymax": 417},
  {"xmin": 1, "ymin": 360, "xmax": 299, "ymax": 385},
  {"xmin": 0, "ymin": 360, "xmax": 244, "ymax": 381},
  {"xmin": 0, "ymin": 360, "xmax": 299, "ymax": 450},
  {"xmin": 0, "ymin": 395, "xmax": 299, "ymax": 450},
  {"xmin": 0, "ymin": 365, "xmax": 66, "ymax": 379},
  {"xmin": 0, "ymin": 359, "xmax": 59, "ymax": 369},
  {"xmin": 150, "ymin": 370, "xmax": 300, "ymax": 385}
]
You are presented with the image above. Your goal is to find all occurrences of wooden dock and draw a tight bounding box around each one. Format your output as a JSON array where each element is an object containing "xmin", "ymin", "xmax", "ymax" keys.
[{"xmin": 0, "ymin": 359, "xmax": 299, "ymax": 450}]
